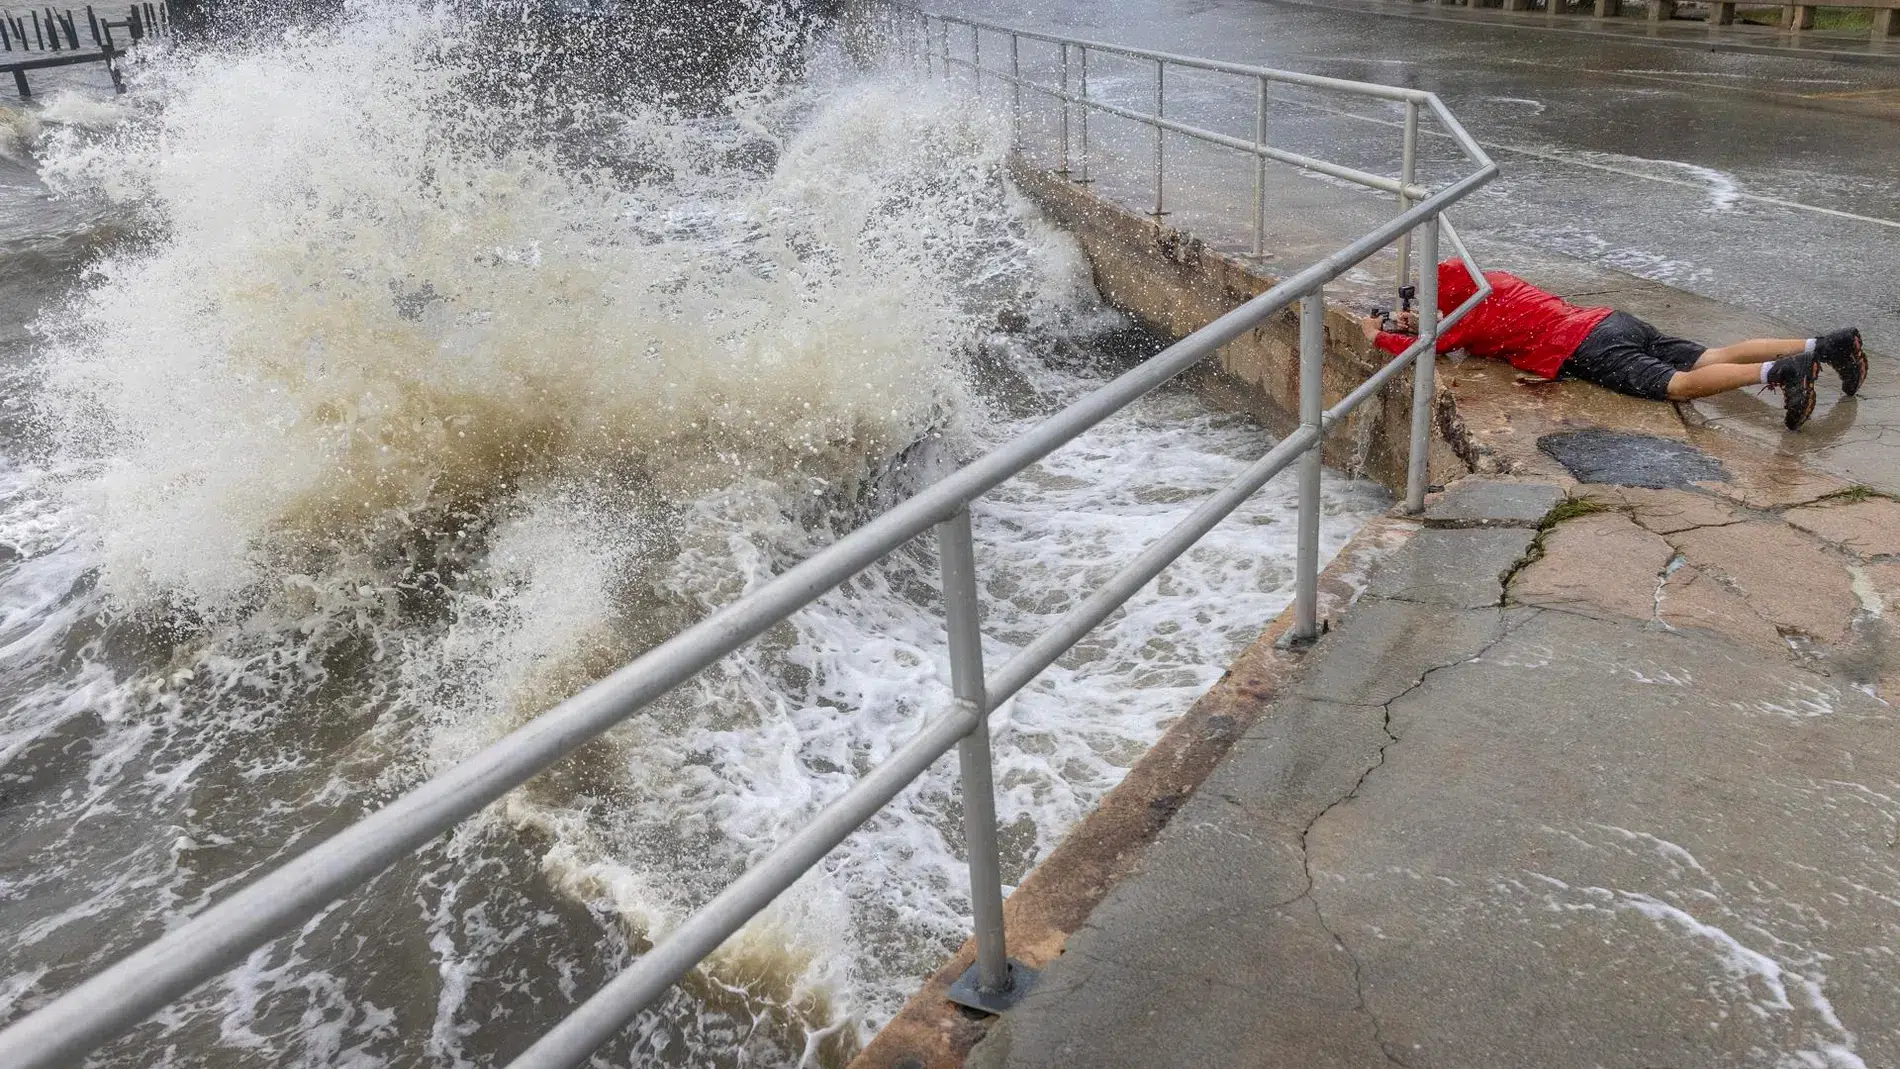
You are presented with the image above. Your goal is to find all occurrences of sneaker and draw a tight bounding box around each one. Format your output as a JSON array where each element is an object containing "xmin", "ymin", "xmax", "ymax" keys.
[
  {"xmin": 1814, "ymin": 328, "xmax": 1865, "ymax": 397},
  {"xmin": 1766, "ymin": 353, "xmax": 1819, "ymax": 431}
]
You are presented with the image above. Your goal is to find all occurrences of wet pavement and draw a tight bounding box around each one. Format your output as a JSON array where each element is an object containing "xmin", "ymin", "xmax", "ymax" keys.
[
  {"xmin": 857, "ymin": 12, "xmax": 1900, "ymax": 1065},
  {"xmin": 941, "ymin": 0, "xmax": 1900, "ymax": 486},
  {"xmin": 1288, "ymin": 0, "xmax": 1900, "ymax": 68},
  {"xmin": 964, "ymin": 477, "xmax": 1900, "ymax": 1069}
]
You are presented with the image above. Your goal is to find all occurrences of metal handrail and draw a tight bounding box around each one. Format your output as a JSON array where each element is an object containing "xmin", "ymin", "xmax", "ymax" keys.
[
  {"xmin": 912, "ymin": 5, "xmax": 1497, "ymax": 275},
  {"xmin": 0, "ymin": 13, "xmax": 1497, "ymax": 1069}
]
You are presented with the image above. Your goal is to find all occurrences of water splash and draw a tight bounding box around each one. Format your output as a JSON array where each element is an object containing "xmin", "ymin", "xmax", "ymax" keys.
[{"xmin": 0, "ymin": 3, "xmax": 1385, "ymax": 1065}]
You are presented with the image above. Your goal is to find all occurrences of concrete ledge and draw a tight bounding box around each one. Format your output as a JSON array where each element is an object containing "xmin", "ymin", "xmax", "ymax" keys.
[
  {"xmin": 856, "ymin": 129, "xmax": 1895, "ymax": 1069},
  {"xmin": 846, "ymin": 515, "xmax": 1419, "ymax": 1069},
  {"xmin": 1008, "ymin": 162, "xmax": 1470, "ymax": 495}
]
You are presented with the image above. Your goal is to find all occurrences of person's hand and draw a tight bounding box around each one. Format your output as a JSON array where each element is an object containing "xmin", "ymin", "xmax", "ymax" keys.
[
  {"xmin": 1396, "ymin": 310, "xmax": 1420, "ymax": 334},
  {"xmin": 1359, "ymin": 315, "xmax": 1383, "ymax": 342}
]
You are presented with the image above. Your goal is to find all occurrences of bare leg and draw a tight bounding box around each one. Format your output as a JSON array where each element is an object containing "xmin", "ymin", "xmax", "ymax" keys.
[
  {"xmin": 1666, "ymin": 363, "xmax": 1769, "ymax": 400},
  {"xmin": 1695, "ymin": 338, "xmax": 1807, "ymax": 367}
]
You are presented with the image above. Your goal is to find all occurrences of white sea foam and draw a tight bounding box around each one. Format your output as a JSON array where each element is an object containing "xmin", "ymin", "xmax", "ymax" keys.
[
  {"xmin": 1520, "ymin": 871, "xmax": 1866, "ymax": 1066},
  {"xmin": 0, "ymin": 3, "xmax": 1385, "ymax": 1064}
]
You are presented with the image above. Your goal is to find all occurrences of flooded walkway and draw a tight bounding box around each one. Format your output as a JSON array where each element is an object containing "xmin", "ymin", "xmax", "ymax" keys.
[{"xmin": 965, "ymin": 474, "xmax": 1900, "ymax": 1069}]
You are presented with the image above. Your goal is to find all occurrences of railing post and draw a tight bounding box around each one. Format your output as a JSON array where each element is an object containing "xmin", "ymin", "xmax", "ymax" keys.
[
  {"xmin": 1294, "ymin": 289, "xmax": 1324, "ymax": 642},
  {"xmin": 1076, "ymin": 47, "xmax": 1089, "ymax": 183},
  {"xmin": 1058, "ymin": 42, "xmax": 1071, "ymax": 175},
  {"xmin": 1009, "ymin": 32, "xmax": 1021, "ymax": 141},
  {"xmin": 1152, "ymin": 58, "xmax": 1166, "ymax": 219},
  {"xmin": 1252, "ymin": 75, "xmax": 1267, "ymax": 257},
  {"xmin": 938, "ymin": 508, "xmax": 1015, "ymax": 1007},
  {"xmin": 1405, "ymin": 217, "xmax": 1441, "ymax": 513},
  {"xmin": 1396, "ymin": 99, "xmax": 1419, "ymax": 295}
]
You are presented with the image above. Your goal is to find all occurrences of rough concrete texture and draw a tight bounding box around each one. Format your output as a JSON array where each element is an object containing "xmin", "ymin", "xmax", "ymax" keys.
[
  {"xmin": 1359, "ymin": 527, "xmax": 1536, "ymax": 609},
  {"xmin": 1583, "ymin": 484, "xmax": 1744, "ymax": 535},
  {"xmin": 1421, "ymin": 478, "xmax": 1565, "ymax": 528},
  {"xmin": 1512, "ymin": 483, "xmax": 1893, "ymax": 672},
  {"xmin": 1511, "ymin": 510, "xmax": 1674, "ymax": 622},
  {"xmin": 964, "ymin": 490, "xmax": 1900, "ymax": 1069},
  {"xmin": 1655, "ymin": 555, "xmax": 1790, "ymax": 656},
  {"xmin": 847, "ymin": 517, "xmax": 1421, "ymax": 1069},
  {"xmin": 1670, "ymin": 519, "xmax": 1861, "ymax": 649},
  {"xmin": 1786, "ymin": 496, "xmax": 1900, "ymax": 558}
]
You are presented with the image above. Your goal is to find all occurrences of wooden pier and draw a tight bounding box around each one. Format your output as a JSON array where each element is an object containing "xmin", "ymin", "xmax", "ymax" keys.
[{"xmin": 1, "ymin": 2, "xmax": 174, "ymax": 98}]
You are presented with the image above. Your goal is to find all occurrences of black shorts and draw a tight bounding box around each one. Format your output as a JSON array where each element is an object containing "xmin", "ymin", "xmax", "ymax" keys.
[{"xmin": 1560, "ymin": 312, "xmax": 1706, "ymax": 401}]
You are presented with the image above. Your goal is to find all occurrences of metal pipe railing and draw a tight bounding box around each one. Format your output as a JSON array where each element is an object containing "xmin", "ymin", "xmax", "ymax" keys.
[
  {"xmin": 0, "ymin": 11, "xmax": 1497, "ymax": 1069},
  {"xmin": 1294, "ymin": 288, "xmax": 1325, "ymax": 640},
  {"xmin": 936, "ymin": 13, "xmax": 1436, "ymax": 103},
  {"xmin": 920, "ymin": 7, "xmax": 1498, "ymax": 268},
  {"xmin": 1406, "ymin": 217, "xmax": 1443, "ymax": 511},
  {"xmin": 1396, "ymin": 99, "xmax": 1420, "ymax": 293},
  {"xmin": 947, "ymin": 59, "xmax": 1438, "ymax": 204},
  {"xmin": 1151, "ymin": 57, "xmax": 1166, "ymax": 218}
]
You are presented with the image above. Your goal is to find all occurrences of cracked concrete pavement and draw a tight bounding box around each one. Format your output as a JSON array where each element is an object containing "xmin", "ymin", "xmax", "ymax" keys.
[{"xmin": 964, "ymin": 480, "xmax": 1900, "ymax": 1069}]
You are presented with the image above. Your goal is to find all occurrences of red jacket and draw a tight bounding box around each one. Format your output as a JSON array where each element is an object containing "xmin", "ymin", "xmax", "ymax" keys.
[{"xmin": 1375, "ymin": 261, "xmax": 1613, "ymax": 380}]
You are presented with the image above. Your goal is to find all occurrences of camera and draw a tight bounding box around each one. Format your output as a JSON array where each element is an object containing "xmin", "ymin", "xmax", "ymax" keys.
[{"xmin": 1372, "ymin": 284, "xmax": 1418, "ymax": 334}]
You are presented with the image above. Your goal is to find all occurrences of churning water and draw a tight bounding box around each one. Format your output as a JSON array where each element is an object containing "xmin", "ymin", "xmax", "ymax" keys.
[{"xmin": 0, "ymin": 4, "xmax": 1384, "ymax": 1065}]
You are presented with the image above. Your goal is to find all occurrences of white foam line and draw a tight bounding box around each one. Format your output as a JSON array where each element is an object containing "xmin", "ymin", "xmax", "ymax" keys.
[
  {"xmin": 1588, "ymin": 823, "xmax": 1716, "ymax": 881},
  {"xmin": 1525, "ymin": 873, "xmax": 1867, "ymax": 1065},
  {"xmin": 1615, "ymin": 889, "xmax": 1794, "ymax": 1009},
  {"xmin": 1251, "ymin": 91, "xmax": 1900, "ymax": 232},
  {"xmin": 1609, "ymin": 68, "xmax": 1854, "ymax": 85},
  {"xmin": 1485, "ymin": 96, "xmax": 1547, "ymax": 113},
  {"xmin": 1482, "ymin": 143, "xmax": 1900, "ymax": 231}
]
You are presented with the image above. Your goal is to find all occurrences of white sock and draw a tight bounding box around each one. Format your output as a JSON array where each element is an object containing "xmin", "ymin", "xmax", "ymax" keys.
[
  {"xmin": 1760, "ymin": 361, "xmax": 1775, "ymax": 384},
  {"xmin": 1804, "ymin": 338, "xmax": 1817, "ymax": 354}
]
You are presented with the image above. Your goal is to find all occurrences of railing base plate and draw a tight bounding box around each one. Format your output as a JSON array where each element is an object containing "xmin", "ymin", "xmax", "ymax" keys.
[
  {"xmin": 1276, "ymin": 621, "xmax": 1328, "ymax": 650},
  {"xmin": 946, "ymin": 960, "xmax": 1040, "ymax": 1015}
]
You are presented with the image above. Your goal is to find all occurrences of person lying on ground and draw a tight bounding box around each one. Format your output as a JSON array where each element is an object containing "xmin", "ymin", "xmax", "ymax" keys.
[{"xmin": 1359, "ymin": 260, "xmax": 1865, "ymax": 431}]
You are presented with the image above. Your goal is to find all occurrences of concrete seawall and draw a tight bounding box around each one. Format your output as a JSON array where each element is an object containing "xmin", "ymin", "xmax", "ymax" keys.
[
  {"xmin": 845, "ymin": 163, "xmax": 1467, "ymax": 1069},
  {"xmin": 1008, "ymin": 161, "xmax": 1473, "ymax": 496}
]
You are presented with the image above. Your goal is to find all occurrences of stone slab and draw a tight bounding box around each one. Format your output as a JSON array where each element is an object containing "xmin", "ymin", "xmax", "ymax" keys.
[
  {"xmin": 1785, "ymin": 496, "xmax": 1900, "ymax": 559},
  {"xmin": 1668, "ymin": 521, "xmax": 1859, "ymax": 648},
  {"xmin": 1423, "ymin": 478, "xmax": 1566, "ymax": 529},
  {"xmin": 1510, "ymin": 511, "xmax": 1675, "ymax": 623},
  {"xmin": 1688, "ymin": 431, "xmax": 1851, "ymax": 510},
  {"xmin": 1360, "ymin": 528, "xmax": 1537, "ymax": 610},
  {"xmin": 971, "ymin": 542, "xmax": 1900, "ymax": 1069},
  {"xmin": 1289, "ymin": 600, "xmax": 1507, "ymax": 708},
  {"xmin": 1656, "ymin": 561, "xmax": 1788, "ymax": 655},
  {"xmin": 1583, "ymin": 485, "xmax": 1743, "ymax": 536}
]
